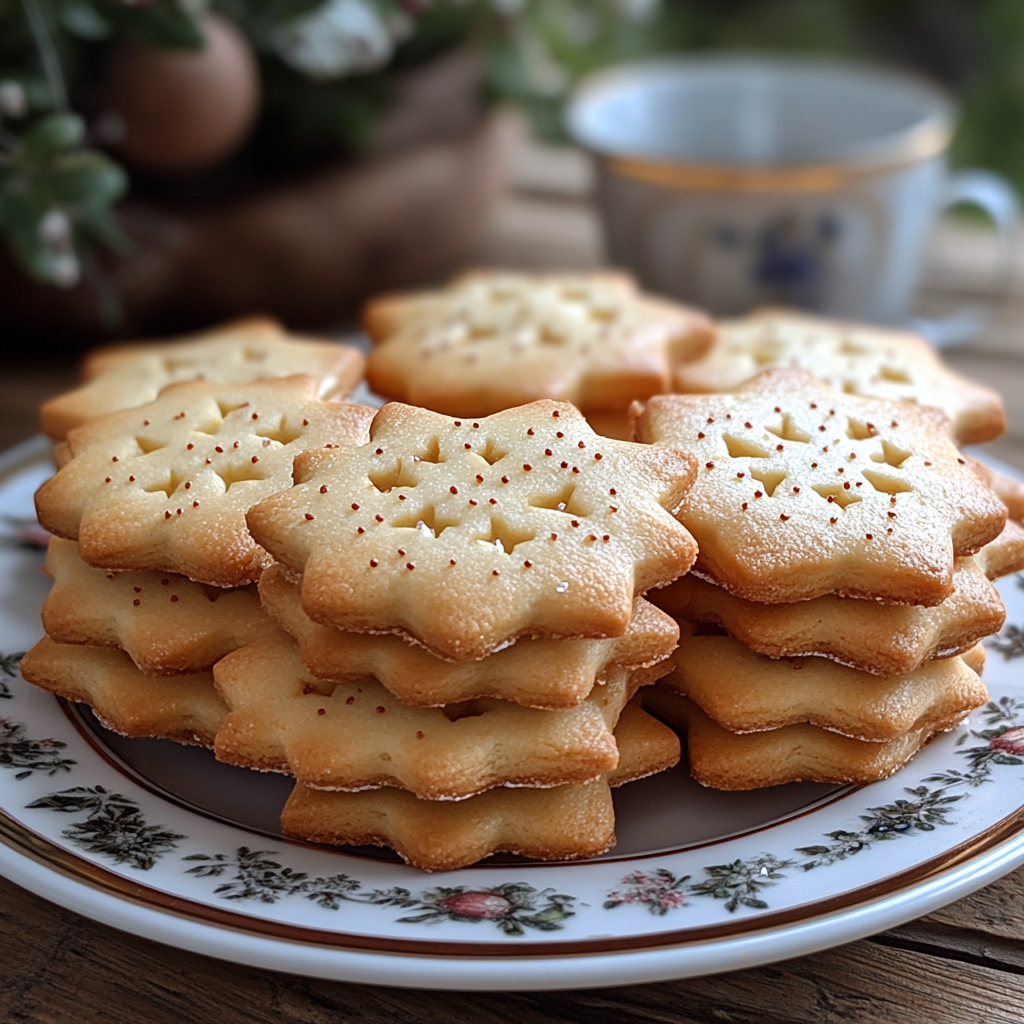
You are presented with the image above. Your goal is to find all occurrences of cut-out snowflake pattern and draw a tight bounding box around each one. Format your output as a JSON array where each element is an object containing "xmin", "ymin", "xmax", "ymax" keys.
[
  {"xmin": 35, "ymin": 378, "xmax": 374, "ymax": 586},
  {"xmin": 636, "ymin": 369, "xmax": 1006, "ymax": 605},
  {"xmin": 247, "ymin": 401, "xmax": 697, "ymax": 659},
  {"xmin": 365, "ymin": 270, "xmax": 713, "ymax": 417}
]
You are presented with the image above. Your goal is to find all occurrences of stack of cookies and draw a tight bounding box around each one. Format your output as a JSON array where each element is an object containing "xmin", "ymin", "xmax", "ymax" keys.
[
  {"xmin": 239, "ymin": 400, "xmax": 698, "ymax": 868},
  {"xmin": 364, "ymin": 269, "xmax": 714, "ymax": 439},
  {"xmin": 634, "ymin": 369, "xmax": 1017, "ymax": 789},
  {"xmin": 22, "ymin": 371, "xmax": 375, "ymax": 758}
]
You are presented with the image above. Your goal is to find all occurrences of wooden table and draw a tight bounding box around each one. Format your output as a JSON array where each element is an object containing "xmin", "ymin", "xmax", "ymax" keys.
[{"xmin": 3, "ymin": 137, "xmax": 1024, "ymax": 1021}]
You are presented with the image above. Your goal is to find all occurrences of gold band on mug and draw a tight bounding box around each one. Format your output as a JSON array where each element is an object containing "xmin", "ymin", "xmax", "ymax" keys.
[{"xmin": 602, "ymin": 122, "xmax": 952, "ymax": 193}]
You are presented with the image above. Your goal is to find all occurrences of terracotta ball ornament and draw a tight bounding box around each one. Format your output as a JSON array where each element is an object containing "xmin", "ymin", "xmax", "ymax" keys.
[{"xmin": 101, "ymin": 12, "xmax": 260, "ymax": 172}]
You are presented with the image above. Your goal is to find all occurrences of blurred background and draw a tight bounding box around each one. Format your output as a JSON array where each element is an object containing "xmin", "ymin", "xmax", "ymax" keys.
[{"xmin": 3, "ymin": 0, "xmax": 1024, "ymax": 450}]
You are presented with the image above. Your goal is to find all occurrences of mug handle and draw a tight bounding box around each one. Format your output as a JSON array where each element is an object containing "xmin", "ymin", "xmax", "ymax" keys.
[{"xmin": 911, "ymin": 169, "xmax": 1020, "ymax": 348}]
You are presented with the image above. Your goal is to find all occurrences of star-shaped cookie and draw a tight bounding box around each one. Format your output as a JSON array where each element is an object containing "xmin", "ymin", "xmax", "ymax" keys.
[
  {"xmin": 674, "ymin": 309, "xmax": 1005, "ymax": 446},
  {"xmin": 260, "ymin": 563, "xmax": 678, "ymax": 708},
  {"xmin": 635, "ymin": 369, "xmax": 1006, "ymax": 605},
  {"xmin": 213, "ymin": 634, "xmax": 647, "ymax": 800},
  {"xmin": 364, "ymin": 270, "xmax": 714, "ymax": 417},
  {"xmin": 42, "ymin": 538, "xmax": 271, "ymax": 675},
  {"xmin": 657, "ymin": 559, "xmax": 1005, "ymax": 677},
  {"xmin": 21, "ymin": 637, "xmax": 227, "ymax": 747},
  {"xmin": 282, "ymin": 698, "xmax": 679, "ymax": 870},
  {"xmin": 645, "ymin": 687, "xmax": 954, "ymax": 789},
  {"xmin": 41, "ymin": 317, "xmax": 365, "ymax": 442},
  {"xmin": 659, "ymin": 631, "xmax": 988, "ymax": 741},
  {"xmin": 246, "ymin": 400, "xmax": 698, "ymax": 659},
  {"xmin": 36, "ymin": 376, "xmax": 376, "ymax": 587}
]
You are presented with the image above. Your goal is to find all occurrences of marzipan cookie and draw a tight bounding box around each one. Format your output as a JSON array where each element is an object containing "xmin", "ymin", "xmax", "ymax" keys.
[
  {"xmin": 42, "ymin": 537, "xmax": 271, "ymax": 675},
  {"xmin": 213, "ymin": 634, "xmax": 658, "ymax": 799},
  {"xmin": 660, "ymin": 633, "xmax": 988, "ymax": 741},
  {"xmin": 644, "ymin": 688, "xmax": 956, "ymax": 790},
  {"xmin": 634, "ymin": 369, "xmax": 1006, "ymax": 605},
  {"xmin": 281, "ymin": 698, "xmax": 680, "ymax": 870},
  {"xmin": 674, "ymin": 309, "xmax": 1005, "ymax": 446},
  {"xmin": 365, "ymin": 270, "xmax": 714, "ymax": 417},
  {"xmin": 41, "ymin": 317, "xmax": 365, "ymax": 442},
  {"xmin": 20, "ymin": 636, "xmax": 227, "ymax": 746},
  {"xmin": 247, "ymin": 400, "xmax": 698, "ymax": 659},
  {"xmin": 36, "ymin": 377, "xmax": 376, "ymax": 587},
  {"xmin": 260, "ymin": 563, "xmax": 678, "ymax": 708}
]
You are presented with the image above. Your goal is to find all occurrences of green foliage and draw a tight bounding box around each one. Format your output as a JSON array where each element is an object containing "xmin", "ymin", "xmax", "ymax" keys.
[
  {"xmin": 0, "ymin": 110, "xmax": 127, "ymax": 285},
  {"xmin": 0, "ymin": 0, "xmax": 148, "ymax": 295}
]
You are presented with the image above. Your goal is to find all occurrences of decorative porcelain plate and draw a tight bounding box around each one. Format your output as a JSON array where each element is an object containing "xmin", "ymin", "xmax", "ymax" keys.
[{"xmin": 1, "ymin": 435, "xmax": 1023, "ymax": 991}]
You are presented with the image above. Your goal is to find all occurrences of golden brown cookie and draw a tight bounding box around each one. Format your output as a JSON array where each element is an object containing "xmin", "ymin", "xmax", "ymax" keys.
[
  {"xmin": 654, "ymin": 556, "xmax": 1005, "ymax": 677},
  {"xmin": 965, "ymin": 457, "xmax": 1024, "ymax": 521},
  {"xmin": 659, "ymin": 632, "xmax": 987, "ymax": 741},
  {"xmin": 259, "ymin": 563, "xmax": 677, "ymax": 708},
  {"xmin": 364, "ymin": 270, "xmax": 713, "ymax": 417},
  {"xmin": 583, "ymin": 410, "xmax": 636, "ymax": 441},
  {"xmin": 635, "ymin": 369, "xmax": 1006, "ymax": 605},
  {"xmin": 213, "ymin": 633, "xmax": 656, "ymax": 800},
  {"xmin": 36, "ymin": 377, "xmax": 376, "ymax": 587},
  {"xmin": 281, "ymin": 697, "xmax": 680, "ymax": 870},
  {"xmin": 247, "ymin": 400, "xmax": 698, "ymax": 659},
  {"xmin": 41, "ymin": 317, "xmax": 365, "ymax": 442},
  {"xmin": 976, "ymin": 518, "xmax": 1024, "ymax": 579},
  {"xmin": 20, "ymin": 636, "xmax": 227, "ymax": 746},
  {"xmin": 674, "ymin": 309, "xmax": 1005, "ymax": 446},
  {"xmin": 42, "ymin": 537, "xmax": 272, "ymax": 675},
  {"xmin": 644, "ymin": 688, "xmax": 961, "ymax": 790}
]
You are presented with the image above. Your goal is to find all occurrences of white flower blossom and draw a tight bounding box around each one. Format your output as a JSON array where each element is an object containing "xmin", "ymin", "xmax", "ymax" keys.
[
  {"xmin": 51, "ymin": 253, "xmax": 81, "ymax": 288},
  {"xmin": 39, "ymin": 209, "xmax": 72, "ymax": 248},
  {"xmin": 0, "ymin": 80, "xmax": 26, "ymax": 118},
  {"xmin": 272, "ymin": 0, "xmax": 396, "ymax": 81}
]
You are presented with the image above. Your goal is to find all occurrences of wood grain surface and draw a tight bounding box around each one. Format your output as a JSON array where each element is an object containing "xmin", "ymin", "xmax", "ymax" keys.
[
  {"xmin": 1, "ymin": 870, "xmax": 1023, "ymax": 1022},
  {"xmin": 3, "ymin": 135, "xmax": 1024, "ymax": 1021}
]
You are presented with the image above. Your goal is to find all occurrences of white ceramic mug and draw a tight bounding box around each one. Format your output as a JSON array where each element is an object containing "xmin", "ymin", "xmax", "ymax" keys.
[{"xmin": 565, "ymin": 56, "xmax": 1020, "ymax": 346}]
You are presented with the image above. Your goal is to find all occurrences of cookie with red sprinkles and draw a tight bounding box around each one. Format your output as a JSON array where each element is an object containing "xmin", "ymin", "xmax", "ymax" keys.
[
  {"xmin": 245, "ymin": 400, "xmax": 698, "ymax": 660},
  {"xmin": 674, "ymin": 309, "xmax": 1005, "ymax": 447},
  {"xmin": 634, "ymin": 368, "xmax": 1006, "ymax": 606},
  {"xmin": 35, "ymin": 377, "xmax": 375, "ymax": 588}
]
